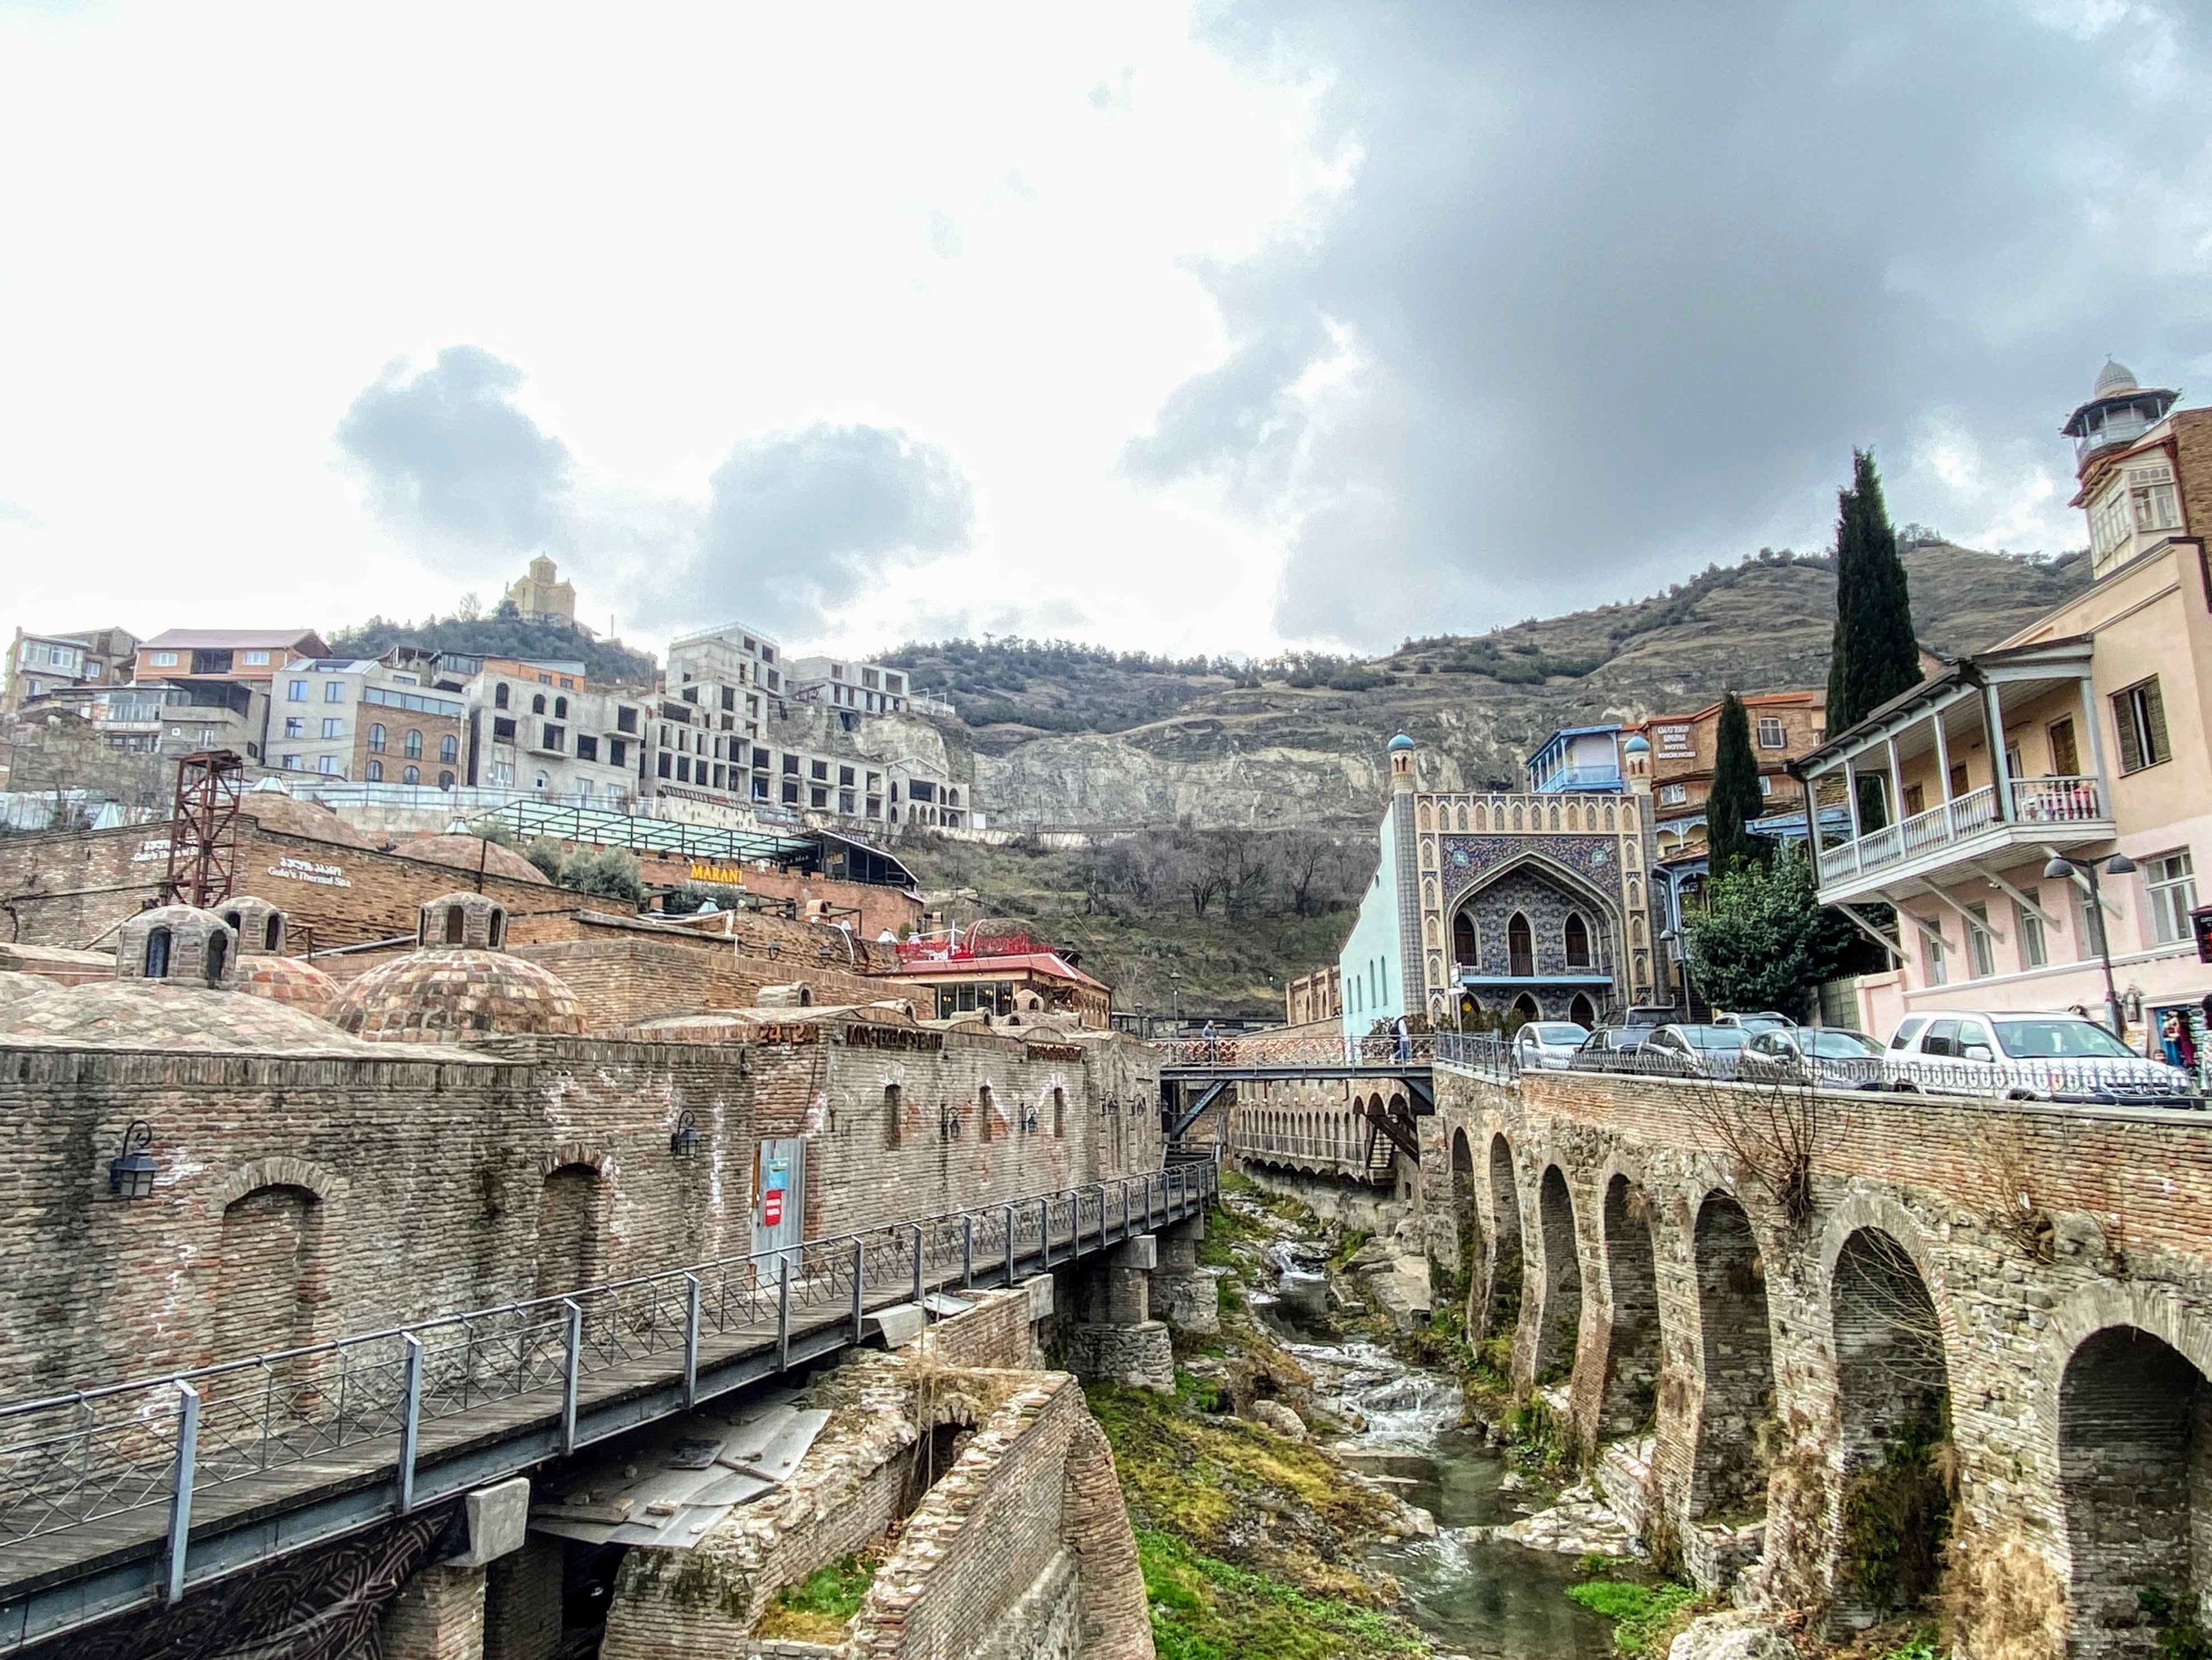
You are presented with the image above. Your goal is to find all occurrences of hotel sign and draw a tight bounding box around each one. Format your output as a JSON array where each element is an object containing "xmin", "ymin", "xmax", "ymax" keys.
[{"xmin": 689, "ymin": 861, "xmax": 747, "ymax": 886}]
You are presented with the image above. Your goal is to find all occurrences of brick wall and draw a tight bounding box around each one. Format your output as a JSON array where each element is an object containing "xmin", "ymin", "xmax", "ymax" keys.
[{"xmin": 1420, "ymin": 1062, "xmax": 2212, "ymax": 1645}]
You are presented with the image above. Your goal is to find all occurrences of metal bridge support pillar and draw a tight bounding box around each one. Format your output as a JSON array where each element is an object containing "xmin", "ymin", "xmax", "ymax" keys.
[
  {"xmin": 1063, "ymin": 1235, "xmax": 1173, "ymax": 1392},
  {"xmin": 1149, "ymin": 1214, "xmax": 1219, "ymax": 1337}
]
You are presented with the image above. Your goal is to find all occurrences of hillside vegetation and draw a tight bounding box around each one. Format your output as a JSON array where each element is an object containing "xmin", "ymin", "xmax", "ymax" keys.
[{"xmin": 328, "ymin": 604, "xmax": 659, "ymax": 686}]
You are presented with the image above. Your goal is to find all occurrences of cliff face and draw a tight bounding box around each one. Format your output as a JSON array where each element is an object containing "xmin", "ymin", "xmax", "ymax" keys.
[{"xmin": 942, "ymin": 545, "xmax": 2091, "ymax": 830}]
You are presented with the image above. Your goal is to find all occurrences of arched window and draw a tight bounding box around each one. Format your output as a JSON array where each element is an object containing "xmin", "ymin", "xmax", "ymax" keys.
[
  {"xmin": 367, "ymin": 723, "xmax": 386, "ymax": 753},
  {"xmin": 531, "ymin": 693, "xmax": 546, "ymax": 715},
  {"xmin": 554, "ymin": 696, "xmax": 569, "ymax": 719},
  {"xmin": 1511, "ymin": 992, "xmax": 1540, "ymax": 1024},
  {"xmin": 495, "ymin": 682, "xmax": 510, "ymax": 709},
  {"xmin": 1570, "ymin": 992, "xmax": 1596, "ymax": 1028},
  {"xmin": 534, "ymin": 771, "xmax": 550, "ymax": 791},
  {"xmin": 1053, "ymin": 1087, "xmax": 1067, "ymax": 1139},
  {"xmin": 979, "ymin": 1083, "xmax": 997, "ymax": 1141},
  {"xmin": 1452, "ymin": 912, "xmax": 1478, "ymax": 965},
  {"xmin": 365, "ymin": 759, "xmax": 383, "ymax": 781},
  {"xmin": 444, "ymin": 905, "xmax": 466, "ymax": 945},
  {"xmin": 486, "ymin": 908, "xmax": 505, "ymax": 948},
  {"xmin": 402, "ymin": 765, "xmax": 420, "ymax": 785},
  {"xmin": 144, "ymin": 926, "xmax": 172, "ymax": 978},
  {"xmin": 403, "ymin": 729, "xmax": 422, "ymax": 758},
  {"xmin": 265, "ymin": 914, "xmax": 282, "ymax": 952},
  {"xmin": 440, "ymin": 734, "xmax": 459, "ymax": 763},
  {"xmin": 1565, "ymin": 913, "xmax": 1591, "ymax": 968},
  {"xmin": 883, "ymin": 1084, "xmax": 903, "ymax": 1150},
  {"xmin": 204, "ymin": 929, "xmax": 228, "ymax": 984},
  {"xmin": 1508, "ymin": 913, "xmax": 1534, "ymax": 978}
]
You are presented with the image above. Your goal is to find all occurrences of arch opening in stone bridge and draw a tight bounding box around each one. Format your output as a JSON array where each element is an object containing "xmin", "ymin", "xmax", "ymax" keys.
[
  {"xmin": 1599, "ymin": 1174, "xmax": 1660, "ymax": 1439},
  {"xmin": 1690, "ymin": 1192, "xmax": 1776, "ymax": 1522},
  {"xmin": 1449, "ymin": 1129, "xmax": 1478, "ymax": 1306},
  {"xmin": 2061, "ymin": 1326, "xmax": 2212, "ymax": 1658},
  {"xmin": 1482, "ymin": 1134, "xmax": 1523, "ymax": 1342},
  {"xmin": 1829, "ymin": 1227, "xmax": 1953, "ymax": 1628},
  {"xmin": 1534, "ymin": 1166, "xmax": 1582, "ymax": 1388}
]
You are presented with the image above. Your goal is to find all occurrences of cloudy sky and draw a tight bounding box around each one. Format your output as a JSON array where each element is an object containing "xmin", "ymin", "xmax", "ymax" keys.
[{"xmin": 2, "ymin": 1, "xmax": 2208, "ymax": 660}]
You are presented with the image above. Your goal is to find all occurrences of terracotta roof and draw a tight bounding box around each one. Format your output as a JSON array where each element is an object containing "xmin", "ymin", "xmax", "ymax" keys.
[
  {"xmin": 884, "ymin": 950, "xmax": 1107, "ymax": 992},
  {"xmin": 234, "ymin": 954, "xmax": 341, "ymax": 1019},
  {"xmin": 331, "ymin": 950, "xmax": 585, "ymax": 1043},
  {"xmin": 140, "ymin": 629, "xmax": 330, "ymax": 652},
  {"xmin": 0, "ymin": 982, "xmax": 375, "ymax": 1053}
]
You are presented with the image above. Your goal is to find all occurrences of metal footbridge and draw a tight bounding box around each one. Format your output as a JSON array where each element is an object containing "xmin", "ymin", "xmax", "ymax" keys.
[{"xmin": 0, "ymin": 1161, "xmax": 1216, "ymax": 1653}]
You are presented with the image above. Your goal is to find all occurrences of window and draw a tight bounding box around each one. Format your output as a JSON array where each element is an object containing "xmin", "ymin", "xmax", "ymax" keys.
[
  {"xmin": 576, "ymin": 735, "xmax": 598, "ymax": 762},
  {"xmin": 532, "ymin": 693, "xmax": 546, "ymax": 715},
  {"xmin": 657, "ymin": 753, "xmax": 671, "ymax": 779},
  {"xmin": 288, "ymin": 679, "xmax": 308, "ymax": 701},
  {"xmin": 321, "ymin": 717, "xmax": 342, "ymax": 739},
  {"xmin": 492, "ymin": 716, "xmax": 516, "ymax": 742},
  {"xmin": 281, "ymin": 753, "xmax": 299, "ymax": 770},
  {"xmin": 782, "ymin": 779, "xmax": 799, "ymax": 804},
  {"xmin": 403, "ymin": 729, "xmax": 423, "ymax": 758},
  {"xmin": 2047, "ymin": 718, "xmax": 2079, "ymax": 777},
  {"xmin": 365, "ymin": 759, "xmax": 383, "ymax": 781},
  {"xmin": 317, "ymin": 754, "xmax": 337, "ymax": 775},
  {"xmin": 438, "ymin": 770, "xmax": 454, "ymax": 787},
  {"xmin": 753, "ymin": 776, "xmax": 769, "ymax": 800},
  {"xmin": 2128, "ymin": 462, "xmax": 2182, "ymax": 534},
  {"xmin": 721, "ymin": 686, "xmax": 735, "ymax": 711},
  {"xmin": 284, "ymin": 716, "xmax": 304, "ymax": 738},
  {"xmin": 617, "ymin": 706, "xmax": 636, "ymax": 733},
  {"xmin": 2089, "ymin": 481, "xmax": 2133, "ymax": 561},
  {"xmin": 1919, "ymin": 917, "xmax": 1947, "ymax": 985},
  {"xmin": 2018, "ymin": 902, "xmax": 2047, "ymax": 969},
  {"xmin": 541, "ymin": 724, "xmax": 563, "ymax": 751},
  {"xmin": 783, "ymin": 753, "xmax": 799, "ymax": 775},
  {"xmin": 1757, "ymin": 775, "xmax": 1773, "ymax": 796},
  {"xmin": 1903, "ymin": 782, "xmax": 1925, "ymax": 816},
  {"xmin": 1658, "ymin": 783, "xmax": 1687, "ymax": 805},
  {"xmin": 402, "ymin": 765, "xmax": 420, "ymax": 785},
  {"xmin": 1966, "ymin": 903, "xmax": 1995, "ymax": 979},
  {"xmin": 811, "ymin": 786, "xmax": 828, "ymax": 808},
  {"xmin": 839, "ymin": 765, "xmax": 855, "ymax": 786},
  {"xmin": 553, "ymin": 696, "xmax": 567, "ymax": 718},
  {"xmin": 440, "ymin": 734, "xmax": 458, "ymax": 763},
  {"xmin": 150, "ymin": 651, "xmax": 178, "ymax": 667},
  {"xmin": 609, "ymin": 739, "xmax": 626, "ymax": 767},
  {"xmin": 495, "ymin": 682, "xmax": 510, "ymax": 710},
  {"xmin": 839, "ymin": 790, "xmax": 855, "ymax": 814},
  {"xmin": 242, "ymin": 649, "xmax": 269, "ymax": 666},
  {"xmin": 810, "ymin": 759, "xmax": 828, "ymax": 781},
  {"xmin": 1756, "ymin": 715, "xmax": 1785, "ymax": 749},
  {"xmin": 1563, "ymin": 912, "xmax": 1591, "ymax": 968},
  {"xmin": 753, "ymin": 747, "xmax": 769, "ymax": 769},
  {"xmin": 368, "ymin": 723, "xmax": 386, "ymax": 752},
  {"xmin": 324, "ymin": 681, "xmax": 344, "ymax": 702},
  {"xmin": 2146, "ymin": 850, "xmax": 2197, "ymax": 944},
  {"xmin": 2112, "ymin": 677, "xmax": 2171, "ymax": 772}
]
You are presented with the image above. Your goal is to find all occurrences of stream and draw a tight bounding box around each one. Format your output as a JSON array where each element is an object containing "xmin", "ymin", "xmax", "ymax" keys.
[{"xmin": 1259, "ymin": 1295, "xmax": 1615, "ymax": 1660}]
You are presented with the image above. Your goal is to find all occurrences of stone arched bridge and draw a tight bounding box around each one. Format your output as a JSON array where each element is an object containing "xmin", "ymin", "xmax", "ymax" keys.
[{"xmin": 1403, "ymin": 1061, "xmax": 2212, "ymax": 1657}]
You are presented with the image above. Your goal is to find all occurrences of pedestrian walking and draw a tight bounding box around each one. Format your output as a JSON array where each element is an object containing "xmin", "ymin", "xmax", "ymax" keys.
[
  {"xmin": 1393, "ymin": 1014, "xmax": 1411, "ymax": 1063},
  {"xmin": 1201, "ymin": 1020, "xmax": 1218, "ymax": 1066}
]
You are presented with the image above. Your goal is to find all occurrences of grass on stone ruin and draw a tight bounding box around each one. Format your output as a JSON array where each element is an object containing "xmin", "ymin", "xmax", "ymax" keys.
[
  {"xmin": 1563, "ymin": 1576, "xmax": 1701, "ymax": 1657},
  {"xmin": 755, "ymin": 1552, "xmax": 878, "ymax": 1643},
  {"xmin": 1138, "ymin": 1527, "xmax": 1426, "ymax": 1660}
]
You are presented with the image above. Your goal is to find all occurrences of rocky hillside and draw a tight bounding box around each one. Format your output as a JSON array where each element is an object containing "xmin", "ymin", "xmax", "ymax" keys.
[{"xmin": 892, "ymin": 543, "xmax": 2090, "ymax": 831}]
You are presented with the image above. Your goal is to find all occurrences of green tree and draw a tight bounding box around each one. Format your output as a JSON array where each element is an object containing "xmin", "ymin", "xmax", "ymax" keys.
[
  {"xmin": 1825, "ymin": 451, "xmax": 1922, "ymax": 832},
  {"xmin": 1684, "ymin": 845, "xmax": 1882, "ymax": 1019},
  {"xmin": 1706, "ymin": 691, "xmax": 1768, "ymax": 876}
]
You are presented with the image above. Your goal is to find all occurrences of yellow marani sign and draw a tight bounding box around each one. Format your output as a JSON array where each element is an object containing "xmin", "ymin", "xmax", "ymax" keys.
[{"xmin": 688, "ymin": 862, "xmax": 747, "ymax": 887}]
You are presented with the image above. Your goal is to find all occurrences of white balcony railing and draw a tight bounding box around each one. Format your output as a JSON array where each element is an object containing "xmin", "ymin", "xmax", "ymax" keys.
[{"xmin": 1815, "ymin": 777, "xmax": 2107, "ymax": 883}]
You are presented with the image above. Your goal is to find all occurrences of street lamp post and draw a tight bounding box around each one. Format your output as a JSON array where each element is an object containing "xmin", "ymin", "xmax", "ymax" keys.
[
  {"xmin": 1170, "ymin": 972, "xmax": 1181, "ymax": 1031},
  {"xmin": 1660, "ymin": 927, "xmax": 1694, "ymax": 1019},
  {"xmin": 2045, "ymin": 852, "xmax": 2138, "ymax": 1040}
]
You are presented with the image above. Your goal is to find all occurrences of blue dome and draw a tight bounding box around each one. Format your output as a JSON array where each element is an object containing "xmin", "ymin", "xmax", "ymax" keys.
[
  {"xmin": 1622, "ymin": 734, "xmax": 1650, "ymax": 754},
  {"xmin": 1387, "ymin": 733, "xmax": 1415, "ymax": 753}
]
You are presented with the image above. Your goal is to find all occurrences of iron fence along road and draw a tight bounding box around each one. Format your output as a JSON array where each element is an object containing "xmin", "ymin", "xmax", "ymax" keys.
[
  {"xmin": 0, "ymin": 1161, "xmax": 1214, "ymax": 1649},
  {"xmin": 1161, "ymin": 1034, "xmax": 1436, "ymax": 1069}
]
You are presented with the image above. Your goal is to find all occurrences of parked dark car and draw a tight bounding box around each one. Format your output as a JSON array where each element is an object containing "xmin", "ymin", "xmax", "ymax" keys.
[
  {"xmin": 1737, "ymin": 1025, "xmax": 1889, "ymax": 1089},
  {"xmin": 1571, "ymin": 1026, "xmax": 1659, "ymax": 1071}
]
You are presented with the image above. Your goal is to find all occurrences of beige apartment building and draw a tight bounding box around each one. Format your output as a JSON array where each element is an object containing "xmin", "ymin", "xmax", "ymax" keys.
[
  {"xmin": 4, "ymin": 627, "xmax": 138, "ymax": 714},
  {"xmin": 464, "ymin": 656, "xmax": 649, "ymax": 805},
  {"xmin": 1801, "ymin": 360, "xmax": 2211, "ymax": 1051},
  {"xmin": 266, "ymin": 658, "xmax": 468, "ymax": 785}
]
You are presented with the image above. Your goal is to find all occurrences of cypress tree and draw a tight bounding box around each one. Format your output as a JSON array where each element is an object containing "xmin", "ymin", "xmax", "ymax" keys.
[
  {"xmin": 1706, "ymin": 690, "xmax": 1767, "ymax": 876},
  {"xmin": 1825, "ymin": 448, "xmax": 1922, "ymax": 730}
]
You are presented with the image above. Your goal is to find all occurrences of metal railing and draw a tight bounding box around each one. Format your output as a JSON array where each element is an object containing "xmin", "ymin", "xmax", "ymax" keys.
[
  {"xmin": 1159, "ymin": 1034, "xmax": 1435, "ymax": 1068},
  {"xmin": 0, "ymin": 1164, "xmax": 1214, "ymax": 1567},
  {"xmin": 1516, "ymin": 1043, "xmax": 2197, "ymax": 1105},
  {"xmin": 1431, "ymin": 1031, "xmax": 1519, "ymax": 1080},
  {"xmin": 1815, "ymin": 777, "xmax": 2108, "ymax": 881}
]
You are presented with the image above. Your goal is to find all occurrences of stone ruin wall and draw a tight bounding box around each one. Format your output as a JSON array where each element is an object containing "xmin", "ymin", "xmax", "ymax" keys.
[{"xmin": 1420, "ymin": 1063, "xmax": 2212, "ymax": 1655}]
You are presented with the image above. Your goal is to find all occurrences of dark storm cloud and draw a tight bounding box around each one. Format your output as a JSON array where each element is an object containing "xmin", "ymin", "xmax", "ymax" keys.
[
  {"xmin": 1142, "ymin": 1, "xmax": 2212, "ymax": 646},
  {"xmin": 693, "ymin": 423, "xmax": 974, "ymax": 636},
  {"xmin": 335, "ymin": 346, "xmax": 574, "ymax": 566},
  {"xmin": 335, "ymin": 349, "xmax": 973, "ymax": 636}
]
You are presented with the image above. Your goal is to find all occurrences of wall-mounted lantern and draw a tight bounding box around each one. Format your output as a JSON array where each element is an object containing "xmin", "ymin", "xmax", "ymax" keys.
[
  {"xmin": 669, "ymin": 1110, "xmax": 701, "ymax": 1159},
  {"xmin": 109, "ymin": 1119, "xmax": 157, "ymax": 1199},
  {"xmin": 1020, "ymin": 1107, "xmax": 1041, "ymax": 1136},
  {"xmin": 940, "ymin": 1107, "xmax": 963, "ymax": 1140}
]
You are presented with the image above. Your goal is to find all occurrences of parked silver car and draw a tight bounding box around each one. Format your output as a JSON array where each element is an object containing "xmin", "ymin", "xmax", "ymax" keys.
[
  {"xmin": 1636, "ymin": 1023, "xmax": 1754, "ymax": 1078},
  {"xmin": 1514, "ymin": 1021, "xmax": 1591, "ymax": 1071},
  {"xmin": 1738, "ymin": 1025, "xmax": 1888, "ymax": 1089}
]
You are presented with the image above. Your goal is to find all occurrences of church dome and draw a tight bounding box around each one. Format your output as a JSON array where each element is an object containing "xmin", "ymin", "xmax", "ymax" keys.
[
  {"xmin": 234, "ymin": 954, "xmax": 341, "ymax": 1019},
  {"xmin": 0, "ymin": 981, "xmax": 370, "ymax": 1052},
  {"xmin": 330, "ymin": 951, "xmax": 585, "ymax": 1043},
  {"xmin": 2092, "ymin": 358, "xmax": 2139, "ymax": 398}
]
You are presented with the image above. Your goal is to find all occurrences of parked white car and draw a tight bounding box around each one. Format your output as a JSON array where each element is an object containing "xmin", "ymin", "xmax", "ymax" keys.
[
  {"xmin": 1885, "ymin": 1011, "xmax": 2196, "ymax": 1106},
  {"xmin": 1514, "ymin": 1021, "xmax": 1590, "ymax": 1071}
]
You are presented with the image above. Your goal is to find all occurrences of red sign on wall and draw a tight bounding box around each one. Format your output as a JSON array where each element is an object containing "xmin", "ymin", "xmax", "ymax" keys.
[{"xmin": 762, "ymin": 1188, "xmax": 783, "ymax": 1227}]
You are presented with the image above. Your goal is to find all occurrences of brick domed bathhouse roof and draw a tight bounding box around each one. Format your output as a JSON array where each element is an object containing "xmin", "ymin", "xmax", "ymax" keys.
[
  {"xmin": 233, "ymin": 954, "xmax": 342, "ymax": 1019},
  {"xmin": 330, "ymin": 891, "xmax": 583, "ymax": 1043},
  {"xmin": 241, "ymin": 781, "xmax": 377, "ymax": 850},
  {"xmin": 0, "ymin": 982, "xmax": 376, "ymax": 1053},
  {"xmin": 0, "ymin": 971, "xmax": 56, "ymax": 1009},
  {"xmin": 395, "ymin": 834, "xmax": 553, "ymax": 887}
]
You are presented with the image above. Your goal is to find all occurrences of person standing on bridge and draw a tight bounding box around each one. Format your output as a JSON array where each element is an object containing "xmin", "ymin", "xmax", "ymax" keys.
[
  {"xmin": 1202, "ymin": 1020, "xmax": 1218, "ymax": 1066},
  {"xmin": 1393, "ymin": 1014, "xmax": 1411, "ymax": 1063}
]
